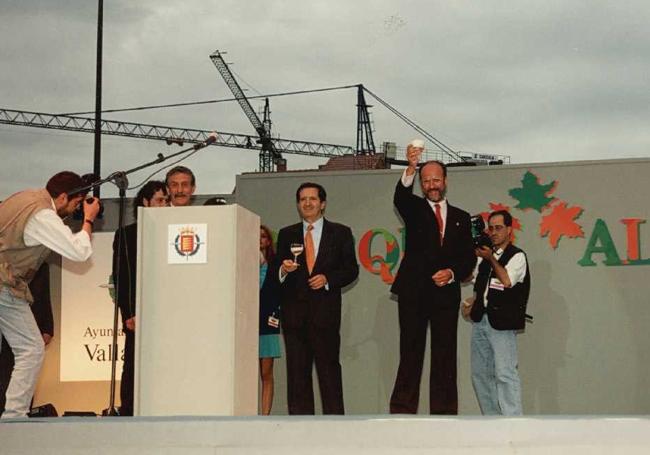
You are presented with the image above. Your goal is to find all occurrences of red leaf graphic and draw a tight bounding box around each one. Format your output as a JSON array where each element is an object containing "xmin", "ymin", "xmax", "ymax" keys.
[{"xmin": 539, "ymin": 202, "xmax": 585, "ymax": 249}]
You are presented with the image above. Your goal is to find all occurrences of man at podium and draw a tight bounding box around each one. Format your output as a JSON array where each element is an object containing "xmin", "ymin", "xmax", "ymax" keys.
[
  {"xmin": 276, "ymin": 182, "xmax": 358, "ymax": 415},
  {"xmin": 165, "ymin": 166, "xmax": 196, "ymax": 207}
]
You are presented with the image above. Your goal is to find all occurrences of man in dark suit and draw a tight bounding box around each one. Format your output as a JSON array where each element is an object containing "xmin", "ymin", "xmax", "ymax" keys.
[
  {"xmin": 0, "ymin": 262, "xmax": 53, "ymax": 415},
  {"xmin": 276, "ymin": 182, "xmax": 358, "ymax": 415},
  {"xmin": 112, "ymin": 180, "xmax": 168, "ymax": 416},
  {"xmin": 389, "ymin": 141, "xmax": 476, "ymax": 414}
]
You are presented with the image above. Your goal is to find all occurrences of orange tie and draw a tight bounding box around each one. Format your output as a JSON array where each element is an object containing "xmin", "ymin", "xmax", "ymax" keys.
[
  {"xmin": 305, "ymin": 224, "xmax": 316, "ymax": 274},
  {"xmin": 434, "ymin": 203, "xmax": 444, "ymax": 245}
]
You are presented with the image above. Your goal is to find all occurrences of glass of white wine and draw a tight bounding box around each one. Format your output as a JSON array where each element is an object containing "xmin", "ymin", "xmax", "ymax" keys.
[{"xmin": 290, "ymin": 243, "xmax": 304, "ymax": 266}]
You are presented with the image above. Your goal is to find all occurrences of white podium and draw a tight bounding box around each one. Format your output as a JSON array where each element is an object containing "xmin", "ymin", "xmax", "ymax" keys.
[{"xmin": 133, "ymin": 204, "xmax": 259, "ymax": 416}]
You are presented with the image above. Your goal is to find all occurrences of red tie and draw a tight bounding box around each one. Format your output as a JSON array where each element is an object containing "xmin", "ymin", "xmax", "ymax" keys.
[
  {"xmin": 305, "ymin": 224, "xmax": 316, "ymax": 274},
  {"xmin": 434, "ymin": 203, "xmax": 444, "ymax": 245}
]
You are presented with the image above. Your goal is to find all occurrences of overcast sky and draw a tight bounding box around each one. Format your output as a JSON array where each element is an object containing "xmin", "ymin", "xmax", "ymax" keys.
[{"xmin": 2, "ymin": 0, "xmax": 649, "ymax": 199}]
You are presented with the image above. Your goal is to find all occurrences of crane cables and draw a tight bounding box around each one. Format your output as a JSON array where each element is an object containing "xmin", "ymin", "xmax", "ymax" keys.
[
  {"xmin": 61, "ymin": 83, "xmax": 463, "ymax": 162},
  {"xmin": 361, "ymin": 86, "xmax": 463, "ymax": 163},
  {"xmin": 60, "ymin": 84, "xmax": 360, "ymax": 116}
]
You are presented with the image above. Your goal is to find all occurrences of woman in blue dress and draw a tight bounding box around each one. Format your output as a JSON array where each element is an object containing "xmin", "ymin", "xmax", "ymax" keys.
[{"xmin": 259, "ymin": 225, "xmax": 281, "ymax": 415}]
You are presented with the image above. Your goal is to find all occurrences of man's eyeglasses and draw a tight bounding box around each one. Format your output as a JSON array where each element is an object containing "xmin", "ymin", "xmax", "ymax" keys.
[{"xmin": 487, "ymin": 225, "xmax": 506, "ymax": 232}]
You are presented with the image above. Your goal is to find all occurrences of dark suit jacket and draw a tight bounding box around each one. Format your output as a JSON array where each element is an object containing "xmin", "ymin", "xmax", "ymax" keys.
[
  {"xmin": 275, "ymin": 219, "xmax": 359, "ymax": 329},
  {"xmin": 259, "ymin": 263, "xmax": 281, "ymax": 335},
  {"xmin": 112, "ymin": 223, "xmax": 138, "ymax": 328},
  {"xmin": 391, "ymin": 180, "xmax": 475, "ymax": 307}
]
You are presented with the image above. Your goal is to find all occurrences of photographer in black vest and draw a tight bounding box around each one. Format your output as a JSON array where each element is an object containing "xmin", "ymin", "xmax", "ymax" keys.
[{"xmin": 466, "ymin": 210, "xmax": 530, "ymax": 415}]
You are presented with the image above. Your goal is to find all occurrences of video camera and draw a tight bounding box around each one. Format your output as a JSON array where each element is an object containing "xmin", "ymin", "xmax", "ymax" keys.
[{"xmin": 470, "ymin": 215, "xmax": 492, "ymax": 249}]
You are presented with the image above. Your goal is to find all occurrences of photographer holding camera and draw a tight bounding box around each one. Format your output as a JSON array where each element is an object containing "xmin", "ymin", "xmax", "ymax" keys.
[
  {"xmin": 0, "ymin": 171, "xmax": 100, "ymax": 418},
  {"xmin": 464, "ymin": 210, "xmax": 530, "ymax": 416}
]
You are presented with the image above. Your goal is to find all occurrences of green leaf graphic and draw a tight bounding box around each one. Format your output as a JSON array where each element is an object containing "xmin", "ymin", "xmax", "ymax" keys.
[{"xmin": 508, "ymin": 171, "xmax": 556, "ymax": 212}]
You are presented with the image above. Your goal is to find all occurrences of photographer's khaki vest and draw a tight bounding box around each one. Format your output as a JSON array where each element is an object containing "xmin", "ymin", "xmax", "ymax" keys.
[{"xmin": 0, "ymin": 189, "xmax": 52, "ymax": 303}]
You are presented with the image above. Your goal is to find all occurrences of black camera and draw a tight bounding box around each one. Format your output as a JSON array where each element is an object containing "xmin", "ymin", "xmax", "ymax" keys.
[
  {"xmin": 72, "ymin": 173, "xmax": 104, "ymax": 220},
  {"xmin": 470, "ymin": 215, "xmax": 492, "ymax": 249}
]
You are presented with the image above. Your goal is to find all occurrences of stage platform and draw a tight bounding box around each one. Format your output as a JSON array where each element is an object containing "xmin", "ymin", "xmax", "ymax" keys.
[{"xmin": 2, "ymin": 415, "xmax": 650, "ymax": 454}]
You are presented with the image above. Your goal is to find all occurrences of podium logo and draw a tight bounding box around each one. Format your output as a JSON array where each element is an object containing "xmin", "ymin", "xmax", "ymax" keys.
[
  {"xmin": 168, "ymin": 224, "xmax": 208, "ymax": 264},
  {"xmin": 174, "ymin": 226, "xmax": 202, "ymax": 257}
]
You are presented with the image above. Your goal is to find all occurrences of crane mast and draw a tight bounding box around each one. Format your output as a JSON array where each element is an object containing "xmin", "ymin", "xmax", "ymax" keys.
[
  {"xmin": 210, "ymin": 50, "xmax": 281, "ymax": 172},
  {"xmin": 356, "ymin": 85, "xmax": 376, "ymax": 155}
]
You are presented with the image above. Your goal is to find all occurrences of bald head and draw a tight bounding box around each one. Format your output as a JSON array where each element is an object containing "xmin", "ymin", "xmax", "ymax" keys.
[{"xmin": 419, "ymin": 160, "xmax": 447, "ymax": 202}]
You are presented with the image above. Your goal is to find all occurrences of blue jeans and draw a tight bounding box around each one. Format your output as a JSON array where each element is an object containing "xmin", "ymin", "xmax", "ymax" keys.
[
  {"xmin": 0, "ymin": 288, "xmax": 44, "ymax": 418},
  {"xmin": 470, "ymin": 315, "xmax": 522, "ymax": 415}
]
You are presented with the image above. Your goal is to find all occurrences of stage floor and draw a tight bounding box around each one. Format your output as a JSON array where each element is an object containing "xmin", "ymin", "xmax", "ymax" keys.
[{"xmin": 2, "ymin": 415, "xmax": 650, "ymax": 454}]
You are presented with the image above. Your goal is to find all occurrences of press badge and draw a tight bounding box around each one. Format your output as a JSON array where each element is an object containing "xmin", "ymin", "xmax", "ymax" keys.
[
  {"xmin": 268, "ymin": 315, "xmax": 280, "ymax": 328},
  {"xmin": 489, "ymin": 278, "xmax": 505, "ymax": 291}
]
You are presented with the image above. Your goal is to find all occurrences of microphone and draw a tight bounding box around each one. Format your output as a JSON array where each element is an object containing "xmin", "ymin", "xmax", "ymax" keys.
[{"xmin": 193, "ymin": 132, "xmax": 218, "ymax": 150}]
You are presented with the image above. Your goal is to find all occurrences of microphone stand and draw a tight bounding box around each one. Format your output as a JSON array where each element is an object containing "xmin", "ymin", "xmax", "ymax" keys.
[
  {"xmin": 73, "ymin": 136, "xmax": 216, "ymax": 416},
  {"xmin": 104, "ymin": 172, "xmax": 127, "ymax": 416}
]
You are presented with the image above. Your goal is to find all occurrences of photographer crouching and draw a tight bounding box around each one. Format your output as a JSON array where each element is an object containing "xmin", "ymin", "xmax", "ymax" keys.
[
  {"xmin": 462, "ymin": 210, "xmax": 531, "ymax": 416},
  {"xmin": 0, "ymin": 171, "xmax": 100, "ymax": 418}
]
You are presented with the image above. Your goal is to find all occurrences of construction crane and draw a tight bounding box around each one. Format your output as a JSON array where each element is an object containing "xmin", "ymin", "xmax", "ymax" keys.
[
  {"xmin": 0, "ymin": 108, "xmax": 354, "ymax": 158},
  {"xmin": 210, "ymin": 50, "xmax": 377, "ymax": 168},
  {"xmin": 356, "ymin": 85, "xmax": 376, "ymax": 155},
  {"xmin": 1, "ymin": 49, "xmax": 506, "ymax": 169},
  {"xmin": 0, "ymin": 106, "xmax": 511, "ymax": 169},
  {"xmin": 210, "ymin": 50, "xmax": 282, "ymax": 172}
]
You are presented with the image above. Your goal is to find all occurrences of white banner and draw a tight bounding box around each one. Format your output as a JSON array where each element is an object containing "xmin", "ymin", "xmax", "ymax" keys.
[{"xmin": 60, "ymin": 232, "xmax": 124, "ymax": 382}]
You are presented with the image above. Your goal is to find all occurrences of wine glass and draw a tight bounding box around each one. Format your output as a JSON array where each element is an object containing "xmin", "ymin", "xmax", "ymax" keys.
[{"xmin": 290, "ymin": 243, "xmax": 304, "ymax": 266}]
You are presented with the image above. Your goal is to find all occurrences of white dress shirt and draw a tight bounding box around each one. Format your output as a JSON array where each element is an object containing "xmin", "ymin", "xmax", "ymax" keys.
[
  {"xmin": 23, "ymin": 200, "xmax": 93, "ymax": 262},
  {"xmin": 474, "ymin": 248, "xmax": 527, "ymax": 306}
]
